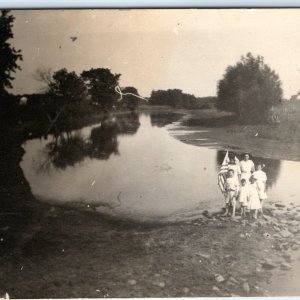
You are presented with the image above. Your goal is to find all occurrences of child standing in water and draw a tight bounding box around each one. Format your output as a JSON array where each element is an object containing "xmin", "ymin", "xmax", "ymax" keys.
[
  {"xmin": 253, "ymin": 163, "xmax": 267, "ymax": 215},
  {"xmin": 248, "ymin": 176, "xmax": 261, "ymax": 219},
  {"xmin": 238, "ymin": 178, "xmax": 249, "ymax": 217},
  {"xmin": 223, "ymin": 169, "xmax": 239, "ymax": 218}
]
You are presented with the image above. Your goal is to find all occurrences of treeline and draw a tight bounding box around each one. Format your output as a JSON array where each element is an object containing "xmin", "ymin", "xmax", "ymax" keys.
[
  {"xmin": 149, "ymin": 89, "xmax": 216, "ymax": 109},
  {"xmin": 36, "ymin": 67, "xmax": 140, "ymax": 112},
  {"xmin": 1, "ymin": 67, "xmax": 141, "ymax": 127}
]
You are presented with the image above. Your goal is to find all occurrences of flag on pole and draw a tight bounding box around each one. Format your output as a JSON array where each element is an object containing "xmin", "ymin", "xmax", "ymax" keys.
[{"xmin": 218, "ymin": 150, "xmax": 229, "ymax": 193}]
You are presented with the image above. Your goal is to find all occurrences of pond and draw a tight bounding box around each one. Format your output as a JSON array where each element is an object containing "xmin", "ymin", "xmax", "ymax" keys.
[{"xmin": 20, "ymin": 112, "xmax": 300, "ymax": 222}]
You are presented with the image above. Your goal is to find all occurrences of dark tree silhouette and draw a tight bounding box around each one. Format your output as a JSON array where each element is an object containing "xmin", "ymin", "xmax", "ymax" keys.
[
  {"xmin": 217, "ymin": 53, "xmax": 282, "ymax": 123},
  {"xmin": 81, "ymin": 68, "xmax": 121, "ymax": 111},
  {"xmin": 0, "ymin": 10, "xmax": 22, "ymax": 97},
  {"xmin": 48, "ymin": 68, "xmax": 86, "ymax": 103},
  {"xmin": 120, "ymin": 86, "xmax": 139, "ymax": 111},
  {"xmin": 37, "ymin": 68, "xmax": 87, "ymax": 129},
  {"xmin": 149, "ymin": 89, "xmax": 213, "ymax": 109}
]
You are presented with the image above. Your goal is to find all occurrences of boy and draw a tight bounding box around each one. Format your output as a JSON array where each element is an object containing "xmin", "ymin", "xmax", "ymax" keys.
[
  {"xmin": 223, "ymin": 169, "xmax": 239, "ymax": 218},
  {"xmin": 228, "ymin": 156, "xmax": 241, "ymax": 184}
]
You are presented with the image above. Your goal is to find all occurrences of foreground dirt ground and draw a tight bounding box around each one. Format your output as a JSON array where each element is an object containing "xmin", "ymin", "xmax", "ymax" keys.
[{"xmin": 1, "ymin": 172, "xmax": 300, "ymax": 298}]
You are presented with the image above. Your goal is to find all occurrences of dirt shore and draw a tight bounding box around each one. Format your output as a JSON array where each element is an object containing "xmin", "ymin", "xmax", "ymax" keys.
[{"xmin": 1, "ymin": 108, "xmax": 300, "ymax": 298}]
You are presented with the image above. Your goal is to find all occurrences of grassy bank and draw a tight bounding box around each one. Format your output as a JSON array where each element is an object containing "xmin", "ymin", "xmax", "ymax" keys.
[
  {"xmin": 183, "ymin": 101, "xmax": 300, "ymax": 141},
  {"xmin": 177, "ymin": 102, "xmax": 300, "ymax": 161}
]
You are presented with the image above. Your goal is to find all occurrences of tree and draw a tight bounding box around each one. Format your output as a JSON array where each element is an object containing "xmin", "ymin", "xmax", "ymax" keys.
[
  {"xmin": 48, "ymin": 68, "xmax": 86, "ymax": 103},
  {"xmin": 217, "ymin": 53, "xmax": 282, "ymax": 123},
  {"xmin": 120, "ymin": 86, "xmax": 139, "ymax": 111},
  {"xmin": 33, "ymin": 68, "xmax": 86, "ymax": 127},
  {"xmin": 149, "ymin": 89, "xmax": 202, "ymax": 109},
  {"xmin": 33, "ymin": 67, "xmax": 53, "ymax": 93},
  {"xmin": 81, "ymin": 68, "xmax": 121, "ymax": 110},
  {"xmin": 0, "ymin": 10, "xmax": 22, "ymax": 97}
]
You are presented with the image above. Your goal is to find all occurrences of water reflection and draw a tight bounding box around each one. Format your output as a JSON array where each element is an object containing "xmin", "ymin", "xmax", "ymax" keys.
[
  {"xmin": 21, "ymin": 113, "xmax": 300, "ymax": 222},
  {"xmin": 40, "ymin": 113, "xmax": 140, "ymax": 170},
  {"xmin": 216, "ymin": 150, "xmax": 281, "ymax": 189},
  {"xmin": 43, "ymin": 133, "xmax": 87, "ymax": 170},
  {"xmin": 88, "ymin": 119, "xmax": 120, "ymax": 160}
]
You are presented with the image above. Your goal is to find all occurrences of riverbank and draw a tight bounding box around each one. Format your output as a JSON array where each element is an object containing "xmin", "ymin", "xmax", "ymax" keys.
[
  {"xmin": 1, "ymin": 107, "xmax": 300, "ymax": 297},
  {"xmin": 165, "ymin": 104, "xmax": 300, "ymax": 161}
]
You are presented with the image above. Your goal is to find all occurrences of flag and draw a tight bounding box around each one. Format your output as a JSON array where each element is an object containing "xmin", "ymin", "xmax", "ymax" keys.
[{"xmin": 218, "ymin": 150, "xmax": 229, "ymax": 193}]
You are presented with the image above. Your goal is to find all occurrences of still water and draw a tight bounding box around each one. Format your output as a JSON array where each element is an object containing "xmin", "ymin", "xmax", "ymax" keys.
[{"xmin": 21, "ymin": 112, "xmax": 300, "ymax": 222}]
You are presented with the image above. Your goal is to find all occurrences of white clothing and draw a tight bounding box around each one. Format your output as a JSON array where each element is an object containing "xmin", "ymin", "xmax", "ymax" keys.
[
  {"xmin": 253, "ymin": 170, "xmax": 267, "ymax": 200},
  {"xmin": 248, "ymin": 183, "xmax": 261, "ymax": 210},
  {"xmin": 238, "ymin": 185, "xmax": 249, "ymax": 206},
  {"xmin": 225, "ymin": 176, "xmax": 239, "ymax": 205},
  {"xmin": 228, "ymin": 163, "xmax": 241, "ymax": 182},
  {"xmin": 240, "ymin": 160, "xmax": 255, "ymax": 181},
  {"xmin": 226, "ymin": 176, "xmax": 239, "ymax": 191}
]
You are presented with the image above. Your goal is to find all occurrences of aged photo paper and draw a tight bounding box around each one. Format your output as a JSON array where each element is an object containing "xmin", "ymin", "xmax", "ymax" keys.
[{"xmin": 1, "ymin": 8, "xmax": 300, "ymax": 298}]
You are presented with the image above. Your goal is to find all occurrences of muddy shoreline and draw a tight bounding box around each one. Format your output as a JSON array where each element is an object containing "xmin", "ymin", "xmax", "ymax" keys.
[{"xmin": 1, "ymin": 108, "xmax": 300, "ymax": 297}]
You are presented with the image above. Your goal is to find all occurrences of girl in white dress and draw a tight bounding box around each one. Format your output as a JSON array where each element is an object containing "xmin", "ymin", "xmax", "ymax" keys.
[
  {"xmin": 240, "ymin": 153, "xmax": 255, "ymax": 182},
  {"xmin": 252, "ymin": 163, "xmax": 267, "ymax": 214},
  {"xmin": 238, "ymin": 178, "xmax": 249, "ymax": 217},
  {"xmin": 248, "ymin": 176, "xmax": 261, "ymax": 219}
]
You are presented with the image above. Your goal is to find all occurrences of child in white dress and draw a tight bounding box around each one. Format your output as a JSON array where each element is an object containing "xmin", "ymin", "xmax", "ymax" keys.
[
  {"xmin": 238, "ymin": 178, "xmax": 249, "ymax": 217},
  {"xmin": 248, "ymin": 176, "xmax": 261, "ymax": 219},
  {"xmin": 252, "ymin": 163, "xmax": 267, "ymax": 215}
]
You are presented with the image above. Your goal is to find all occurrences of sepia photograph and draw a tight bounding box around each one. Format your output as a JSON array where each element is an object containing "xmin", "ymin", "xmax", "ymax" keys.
[{"xmin": 1, "ymin": 8, "xmax": 300, "ymax": 298}]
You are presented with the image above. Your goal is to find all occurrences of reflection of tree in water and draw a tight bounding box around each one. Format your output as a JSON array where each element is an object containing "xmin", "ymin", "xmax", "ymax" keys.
[
  {"xmin": 150, "ymin": 112, "xmax": 183, "ymax": 128},
  {"xmin": 216, "ymin": 150, "xmax": 281, "ymax": 189},
  {"xmin": 87, "ymin": 117, "xmax": 120, "ymax": 160},
  {"xmin": 40, "ymin": 113, "xmax": 140, "ymax": 171},
  {"xmin": 40, "ymin": 132, "xmax": 87, "ymax": 171},
  {"xmin": 115, "ymin": 112, "xmax": 140, "ymax": 135},
  {"xmin": 87, "ymin": 113, "xmax": 140, "ymax": 159}
]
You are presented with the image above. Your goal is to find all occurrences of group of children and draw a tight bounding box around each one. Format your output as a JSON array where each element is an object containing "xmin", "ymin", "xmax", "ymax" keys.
[{"xmin": 223, "ymin": 153, "xmax": 267, "ymax": 219}]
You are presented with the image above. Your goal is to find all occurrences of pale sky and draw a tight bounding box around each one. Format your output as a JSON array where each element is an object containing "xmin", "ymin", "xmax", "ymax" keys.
[{"xmin": 9, "ymin": 9, "xmax": 300, "ymax": 98}]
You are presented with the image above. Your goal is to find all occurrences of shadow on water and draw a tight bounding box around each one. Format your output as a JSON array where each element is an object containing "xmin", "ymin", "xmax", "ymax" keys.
[
  {"xmin": 40, "ymin": 112, "xmax": 140, "ymax": 171},
  {"xmin": 216, "ymin": 150, "xmax": 281, "ymax": 189}
]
